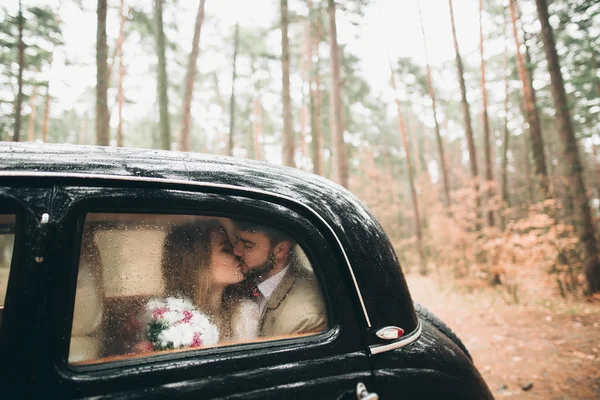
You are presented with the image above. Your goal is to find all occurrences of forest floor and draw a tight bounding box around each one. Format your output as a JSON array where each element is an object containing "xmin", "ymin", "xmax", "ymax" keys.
[{"xmin": 406, "ymin": 272, "xmax": 600, "ymax": 399}]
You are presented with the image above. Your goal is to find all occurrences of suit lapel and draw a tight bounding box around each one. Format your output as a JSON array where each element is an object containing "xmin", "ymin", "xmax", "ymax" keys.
[
  {"xmin": 265, "ymin": 264, "xmax": 297, "ymax": 311},
  {"xmin": 259, "ymin": 264, "xmax": 298, "ymax": 332}
]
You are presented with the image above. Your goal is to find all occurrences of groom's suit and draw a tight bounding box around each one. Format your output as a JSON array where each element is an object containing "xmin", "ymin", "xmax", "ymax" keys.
[{"xmin": 259, "ymin": 261, "xmax": 327, "ymax": 336}]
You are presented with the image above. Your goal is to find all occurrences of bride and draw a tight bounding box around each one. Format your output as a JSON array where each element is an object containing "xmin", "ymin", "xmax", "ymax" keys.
[{"xmin": 143, "ymin": 219, "xmax": 260, "ymax": 350}]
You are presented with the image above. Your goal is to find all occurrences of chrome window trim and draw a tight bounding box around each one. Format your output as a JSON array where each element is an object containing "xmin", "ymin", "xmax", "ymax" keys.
[
  {"xmin": 369, "ymin": 321, "xmax": 422, "ymax": 355},
  {"xmin": 0, "ymin": 171, "xmax": 372, "ymax": 327}
]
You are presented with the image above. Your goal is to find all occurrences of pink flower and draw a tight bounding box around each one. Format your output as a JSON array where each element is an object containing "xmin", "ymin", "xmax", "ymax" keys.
[
  {"xmin": 152, "ymin": 307, "xmax": 168, "ymax": 320},
  {"xmin": 191, "ymin": 332, "xmax": 203, "ymax": 347},
  {"xmin": 180, "ymin": 310, "xmax": 193, "ymax": 323}
]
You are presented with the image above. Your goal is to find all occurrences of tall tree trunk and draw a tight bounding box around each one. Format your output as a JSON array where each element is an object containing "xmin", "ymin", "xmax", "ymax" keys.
[
  {"xmin": 96, "ymin": 0, "xmax": 109, "ymax": 146},
  {"xmin": 509, "ymin": 0, "xmax": 549, "ymax": 198},
  {"xmin": 212, "ymin": 71, "xmax": 227, "ymax": 111},
  {"xmin": 479, "ymin": 0, "xmax": 495, "ymax": 227},
  {"xmin": 117, "ymin": 59, "xmax": 124, "ymax": 147},
  {"xmin": 298, "ymin": 26, "xmax": 309, "ymax": 162},
  {"xmin": 299, "ymin": 105, "xmax": 308, "ymax": 160},
  {"xmin": 522, "ymin": 132, "xmax": 535, "ymax": 206},
  {"xmin": 314, "ymin": 63, "xmax": 325, "ymax": 172},
  {"xmin": 42, "ymin": 82, "xmax": 51, "ymax": 142},
  {"xmin": 228, "ymin": 22, "xmax": 239, "ymax": 157},
  {"xmin": 249, "ymin": 58, "xmax": 263, "ymax": 161},
  {"xmin": 40, "ymin": 53, "xmax": 54, "ymax": 143},
  {"xmin": 500, "ymin": 25, "xmax": 511, "ymax": 229},
  {"xmin": 327, "ymin": 0, "xmax": 348, "ymax": 187},
  {"xmin": 155, "ymin": 0, "xmax": 171, "ymax": 150},
  {"xmin": 308, "ymin": 1, "xmax": 324, "ymax": 175},
  {"xmin": 418, "ymin": 2, "xmax": 451, "ymax": 208},
  {"xmin": 390, "ymin": 66, "xmax": 427, "ymax": 275},
  {"xmin": 107, "ymin": 4, "xmax": 130, "ymax": 85},
  {"xmin": 449, "ymin": 0, "xmax": 480, "ymax": 220},
  {"xmin": 27, "ymin": 84, "xmax": 38, "ymax": 142},
  {"xmin": 299, "ymin": 27, "xmax": 310, "ymax": 163},
  {"xmin": 79, "ymin": 114, "xmax": 87, "ymax": 145},
  {"xmin": 417, "ymin": 2, "xmax": 450, "ymax": 207},
  {"xmin": 13, "ymin": 0, "xmax": 25, "ymax": 142},
  {"xmin": 179, "ymin": 0, "xmax": 206, "ymax": 152},
  {"xmin": 211, "ymin": 70, "xmax": 229, "ymax": 154},
  {"xmin": 591, "ymin": 48, "xmax": 600, "ymax": 99},
  {"xmin": 281, "ymin": 0, "xmax": 295, "ymax": 167},
  {"xmin": 252, "ymin": 98, "xmax": 263, "ymax": 161},
  {"xmin": 536, "ymin": 0, "xmax": 600, "ymax": 294},
  {"xmin": 116, "ymin": 0, "xmax": 126, "ymax": 147},
  {"xmin": 408, "ymin": 113, "xmax": 423, "ymax": 175}
]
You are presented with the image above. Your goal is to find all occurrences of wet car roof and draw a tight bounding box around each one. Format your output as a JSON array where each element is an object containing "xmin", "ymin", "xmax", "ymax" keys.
[{"xmin": 0, "ymin": 142, "xmax": 417, "ymax": 332}]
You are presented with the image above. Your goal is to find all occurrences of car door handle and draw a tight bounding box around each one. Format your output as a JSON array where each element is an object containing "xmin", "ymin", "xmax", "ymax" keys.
[{"xmin": 356, "ymin": 382, "xmax": 379, "ymax": 400}]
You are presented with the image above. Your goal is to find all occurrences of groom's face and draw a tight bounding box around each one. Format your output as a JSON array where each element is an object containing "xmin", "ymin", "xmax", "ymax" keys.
[{"xmin": 234, "ymin": 230, "xmax": 275, "ymax": 279}]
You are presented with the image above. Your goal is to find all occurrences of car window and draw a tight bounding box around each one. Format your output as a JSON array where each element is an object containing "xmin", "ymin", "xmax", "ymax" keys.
[
  {"xmin": 69, "ymin": 213, "xmax": 328, "ymax": 365},
  {"xmin": 0, "ymin": 215, "xmax": 16, "ymax": 310},
  {"xmin": 0, "ymin": 214, "xmax": 16, "ymax": 330}
]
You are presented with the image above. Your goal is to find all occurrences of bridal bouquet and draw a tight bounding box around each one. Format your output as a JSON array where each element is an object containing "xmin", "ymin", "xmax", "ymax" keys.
[{"xmin": 144, "ymin": 297, "xmax": 220, "ymax": 351}]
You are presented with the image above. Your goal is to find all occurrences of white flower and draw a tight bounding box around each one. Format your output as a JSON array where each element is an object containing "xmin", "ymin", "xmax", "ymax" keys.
[
  {"xmin": 146, "ymin": 296, "xmax": 220, "ymax": 349},
  {"xmin": 146, "ymin": 298, "xmax": 165, "ymax": 312}
]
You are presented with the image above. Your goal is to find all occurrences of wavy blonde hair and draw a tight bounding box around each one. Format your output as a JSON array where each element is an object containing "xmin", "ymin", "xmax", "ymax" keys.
[{"xmin": 161, "ymin": 220, "xmax": 230, "ymax": 330}]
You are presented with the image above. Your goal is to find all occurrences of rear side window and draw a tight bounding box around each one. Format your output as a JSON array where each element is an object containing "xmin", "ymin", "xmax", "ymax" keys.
[
  {"xmin": 0, "ymin": 214, "xmax": 16, "ymax": 320},
  {"xmin": 69, "ymin": 213, "xmax": 328, "ymax": 365}
]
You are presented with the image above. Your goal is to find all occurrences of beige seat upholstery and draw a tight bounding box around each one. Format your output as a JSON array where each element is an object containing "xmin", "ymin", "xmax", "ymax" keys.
[{"xmin": 69, "ymin": 248, "xmax": 104, "ymax": 363}]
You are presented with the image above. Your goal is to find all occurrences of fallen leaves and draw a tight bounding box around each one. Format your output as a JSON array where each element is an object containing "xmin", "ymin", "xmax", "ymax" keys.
[{"xmin": 407, "ymin": 273, "xmax": 600, "ymax": 400}]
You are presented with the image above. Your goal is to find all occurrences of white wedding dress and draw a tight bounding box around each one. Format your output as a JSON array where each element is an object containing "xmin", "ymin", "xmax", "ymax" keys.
[{"xmin": 229, "ymin": 298, "xmax": 261, "ymax": 341}]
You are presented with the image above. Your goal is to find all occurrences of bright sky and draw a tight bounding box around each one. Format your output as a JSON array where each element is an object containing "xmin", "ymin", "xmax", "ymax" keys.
[
  {"xmin": 11, "ymin": 0, "xmax": 508, "ymax": 164},
  {"xmin": 17, "ymin": 0, "xmax": 487, "ymax": 113}
]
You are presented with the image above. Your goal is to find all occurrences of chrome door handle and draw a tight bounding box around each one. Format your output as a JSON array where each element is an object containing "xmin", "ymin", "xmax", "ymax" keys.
[{"xmin": 356, "ymin": 382, "xmax": 379, "ymax": 400}]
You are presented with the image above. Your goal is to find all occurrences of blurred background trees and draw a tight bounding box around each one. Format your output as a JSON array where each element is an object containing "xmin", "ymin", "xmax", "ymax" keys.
[{"xmin": 1, "ymin": 0, "xmax": 599, "ymax": 297}]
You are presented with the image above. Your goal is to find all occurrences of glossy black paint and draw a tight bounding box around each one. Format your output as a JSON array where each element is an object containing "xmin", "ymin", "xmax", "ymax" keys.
[
  {"xmin": 0, "ymin": 142, "xmax": 493, "ymax": 399},
  {"xmin": 50, "ymin": 188, "xmax": 372, "ymax": 399},
  {"xmin": 0, "ymin": 142, "xmax": 417, "ymax": 332},
  {"xmin": 372, "ymin": 320, "xmax": 493, "ymax": 399},
  {"xmin": 0, "ymin": 188, "xmax": 54, "ymax": 388}
]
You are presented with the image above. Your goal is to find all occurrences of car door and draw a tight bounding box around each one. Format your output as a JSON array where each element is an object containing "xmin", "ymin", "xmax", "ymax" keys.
[
  {"xmin": 0, "ymin": 185, "xmax": 55, "ymax": 396},
  {"xmin": 39, "ymin": 182, "xmax": 375, "ymax": 399}
]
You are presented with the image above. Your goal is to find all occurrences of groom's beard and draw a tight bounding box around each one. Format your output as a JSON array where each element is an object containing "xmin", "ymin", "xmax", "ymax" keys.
[{"xmin": 244, "ymin": 250, "xmax": 276, "ymax": 282}]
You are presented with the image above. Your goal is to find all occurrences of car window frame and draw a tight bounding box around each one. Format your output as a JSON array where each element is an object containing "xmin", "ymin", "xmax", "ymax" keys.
[
  {"xmin": 0, "ymin": 188, "xmax": 55, "ymax": 387},
  {"xmin": 67, "ymin": 209, "xmax": 335, "ymax": 368},
  {"xmin": 47, "ymin": 184, "xmax": 371, "ymax": 394},
  {"xmin": 0, "ymin": 199, "xmax": 22, "ymax": 336},
  {"xmin": 0, "ymin": 213, "xmax": 17, "ymax": 310}
]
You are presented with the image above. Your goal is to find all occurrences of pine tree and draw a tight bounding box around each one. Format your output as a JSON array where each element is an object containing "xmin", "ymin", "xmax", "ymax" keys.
[
  {"xmin": 449, "ymin": 0, "xmax": 480, "ymax": 223},
  {"xmin": 179, "ymin": 0, "xmax": 206, "ymax": 152},
  {"xmin": 96, "ymin": 0, "xmax": 109, "ymax": 146},
  {"xmin": 281, "ymin": 0, "xmax": 295, "ymax": 167},
  {"xmin": 418, "ymin": 2, "xmax": 451, "ymax": 209},
  {"xmin": 509, "ymin": 0, "xmax": 549, "ymax": 198},
  {"xmin": 154, "ymin": 0, "xmax": 171, "ymax": 150},
  {"xmin": 327, "ymin": 0, "xmax": 348, "ymax": 187},
  {"xmin": 535, "ymin": 0, "xmax": 600, "ymax": 294}
]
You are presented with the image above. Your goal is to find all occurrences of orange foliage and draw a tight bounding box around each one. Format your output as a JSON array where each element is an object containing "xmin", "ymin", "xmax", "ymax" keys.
[{"xmin": 354, "ymin": 161, "xmax": 586, "ymax": 301}]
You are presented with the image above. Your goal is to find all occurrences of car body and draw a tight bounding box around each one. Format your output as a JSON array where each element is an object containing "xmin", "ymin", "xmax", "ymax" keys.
[{"xmin": 0, "ymin": 142, "xmax": 492, "ymax": 399}]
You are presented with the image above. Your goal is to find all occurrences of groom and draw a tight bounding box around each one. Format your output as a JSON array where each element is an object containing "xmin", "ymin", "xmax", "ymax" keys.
[{"xmin": 233, "ymin": 220, "xmax": 327, "ymax": 337}]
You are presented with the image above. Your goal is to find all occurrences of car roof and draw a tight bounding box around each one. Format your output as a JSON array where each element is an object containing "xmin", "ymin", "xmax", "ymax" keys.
[
  {"xmin": 0, "ymin": 142, "xmax": 417, "ymax": 332},
  {"xmin": 0, "ymin": 142, "xmax": 337, "ymax": 194}
]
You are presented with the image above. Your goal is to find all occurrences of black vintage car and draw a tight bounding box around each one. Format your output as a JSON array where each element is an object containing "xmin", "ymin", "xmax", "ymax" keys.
[{"xmin": 0, "ymin": 142, "xmax": 492, "ymax": 399}]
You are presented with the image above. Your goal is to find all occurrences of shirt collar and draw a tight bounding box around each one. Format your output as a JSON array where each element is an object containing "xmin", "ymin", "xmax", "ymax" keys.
[{"xmin": 257, "ymin": 264, "xmax": 290, "ymax": 300}]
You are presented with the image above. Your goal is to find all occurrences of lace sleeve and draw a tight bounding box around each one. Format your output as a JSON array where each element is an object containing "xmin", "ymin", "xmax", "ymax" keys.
[{"xmin": 230, "ymin": 298, "xmax": 261, "ymax": 341}]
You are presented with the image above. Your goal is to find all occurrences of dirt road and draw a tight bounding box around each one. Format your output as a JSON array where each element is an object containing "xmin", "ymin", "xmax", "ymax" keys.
[{"xmin": 406, "ymin": 274, "xmax": 600, "ymax": 399}]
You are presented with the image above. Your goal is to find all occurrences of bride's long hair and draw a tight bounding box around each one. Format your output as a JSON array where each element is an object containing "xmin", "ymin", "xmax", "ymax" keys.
[{"xmin": 161, "ymin": 220, "xmax": 231, "ymax": 331}]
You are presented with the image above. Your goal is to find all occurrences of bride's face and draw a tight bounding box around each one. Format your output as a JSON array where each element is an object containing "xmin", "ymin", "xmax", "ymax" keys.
[{"xmin": 209, "ymin": 231, "xmax": 244, "ymax": 286}]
